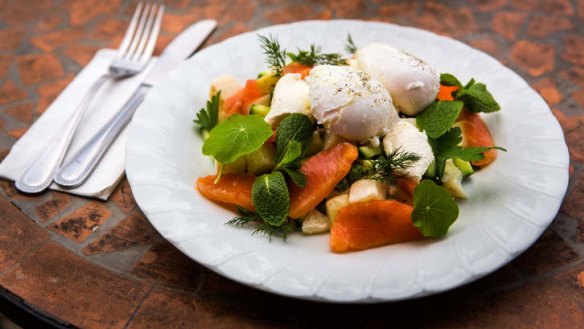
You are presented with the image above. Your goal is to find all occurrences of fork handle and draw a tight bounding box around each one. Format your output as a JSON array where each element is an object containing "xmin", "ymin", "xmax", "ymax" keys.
[
  {"xmin": 55, "ymin": 84, "xmax": 152, "ymax": 188},
  {"xmin": 15, "ymin": 73, "xmax": 112, "ymax": 193}
]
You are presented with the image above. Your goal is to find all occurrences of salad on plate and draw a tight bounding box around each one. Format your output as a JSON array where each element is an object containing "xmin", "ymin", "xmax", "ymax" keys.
[{"xmin": 194, "ymin": 34, "xmax": 504, "ymax": 253}]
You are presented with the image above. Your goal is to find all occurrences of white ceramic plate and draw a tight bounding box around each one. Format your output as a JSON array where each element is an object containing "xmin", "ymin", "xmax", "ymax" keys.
[{"xmin": 126, "ymin": 20, "xmax": 570, "ymax": 302}]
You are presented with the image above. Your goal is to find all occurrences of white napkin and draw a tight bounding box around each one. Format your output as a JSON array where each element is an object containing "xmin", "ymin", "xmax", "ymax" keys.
[{"xmin": 0, "ymin": 49, "xmax": 157, "ymax": 200}]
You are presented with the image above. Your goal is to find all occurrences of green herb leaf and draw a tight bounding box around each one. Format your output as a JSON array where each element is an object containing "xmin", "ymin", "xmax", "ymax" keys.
[
  {"xmin": 444, "ymin": 145, "xmax": 507, "ymax": 162},
  {"xmin": 258, "ymin": 34, "xmax": 287, "ymax": 77},
  {"xmin": 275, "ymin": 113, "xmax": 313, "ymax": 166},
  {"xmin": 346, "ymin": 33, "xmax": 357, "ymax": 54},
  {"xmin": 416, "ymin": 101, "xmax": 463, "ymax": 138},
  {"xmin": 412, "ymin": 179, "xmax": 459, "ymax": 237},
  {"xmin": 227, "ymin": 207, "xmax": 294, "ymax": 242},
  {"xmin": 427, "ymin": 127, "xmax": 464, "ymax": 180},
  {"xmin": 287, "ymin": 44, "xmax": 347, "ymax": 66},
  {"xmin": 194, "ymin": 91, "xmax": 221, "ymax": 134},
  {"xmin": 456, "ymin": 82, "xmax": 501, "ymax": 113},
  {"xmin": 252, "ymin": 171, "xmax": 290, "ymax": 226},
  {"xmin": 428, "ymin": 127, "xmax": 505, "ymax": 180},
  {"xmin": 348, "ymin": 148, "xmax": 421, "ymax": 184},
  {"xmin": 202, "ymin": 114, "xmax": 272, "ymax": 164},
  {"xmin": 440, "ymin": 73, "xmax": 462, "ymax": 88},
  {"xmin": 283, "ymin": 167, "xmax": 306, "ymax": 187},
  {"xmin": 280, "ymin": 140, "xmax": 302, "ymax": 166}
]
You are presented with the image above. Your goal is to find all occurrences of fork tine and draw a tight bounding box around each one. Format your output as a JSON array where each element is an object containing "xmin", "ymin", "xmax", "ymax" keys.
[
  {"xmin": 133, "ymin": 2, "xmax": 164, "ymax": 62},
  {"xmin": 117, "ymin": 1, "xmax": 144, "ymax": 57},
  {"xmin": 124, "ymin": 1, "xmax": 153, "ymax": 59},
  {"xmin": 137, "ymin": 3, "xmax": 164, "ymax": 63}
]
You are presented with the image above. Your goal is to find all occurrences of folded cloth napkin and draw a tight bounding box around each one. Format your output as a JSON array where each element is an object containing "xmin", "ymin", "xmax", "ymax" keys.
[{"xmin": 0, "ymin": 49, "xmax": 157, "ymax": 200}]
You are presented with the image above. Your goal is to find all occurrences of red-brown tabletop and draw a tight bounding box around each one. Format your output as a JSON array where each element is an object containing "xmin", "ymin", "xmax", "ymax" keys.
[{"xmin": 1, "ymin": 0, "xmax": 583, "ymax": 328}]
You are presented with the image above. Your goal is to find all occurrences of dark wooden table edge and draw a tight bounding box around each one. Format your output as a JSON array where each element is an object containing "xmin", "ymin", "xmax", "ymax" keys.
[{"xmin": 1, "ymin": 286, "xmax": 72, "ymax": 329}]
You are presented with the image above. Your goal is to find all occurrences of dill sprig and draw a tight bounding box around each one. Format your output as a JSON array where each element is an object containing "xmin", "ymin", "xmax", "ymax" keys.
[
  {"xmin": 258, "ymin": 34, "xmax": 287, "ymax": 76},
  {"xmin": 227, "ymin": 207, "xmax": 294, "ymax": 242},
  {"xmin": 287, "ymin": 44, "xmax": 347, "ymax": 66},
  {"xmin": 194, "ymin": 91, "xmax": 221, "ymax": 134},
  {"xmin": 349, "ymin": 148, "xmax": 421, "ymax": 184},
  {"xmin": 346, "ymin": 34, "xmax": 357, "ymax": 54}
]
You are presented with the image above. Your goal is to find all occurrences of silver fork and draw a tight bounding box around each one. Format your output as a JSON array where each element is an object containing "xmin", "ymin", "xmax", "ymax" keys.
[{"xmin": 15, "ymin": 1, "xmax": 164, "ymax": 194}]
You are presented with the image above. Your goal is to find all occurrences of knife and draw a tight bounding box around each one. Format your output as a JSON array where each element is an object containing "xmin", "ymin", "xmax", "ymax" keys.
[{"xmin": 54, "ymin": 20, "xmax": 216, "ymax": 188}]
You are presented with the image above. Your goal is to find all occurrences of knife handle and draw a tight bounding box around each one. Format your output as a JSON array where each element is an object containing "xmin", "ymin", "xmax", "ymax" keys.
[{"xmin": 55, "ymin": 84, "xmax": 151, "ymax": 188}]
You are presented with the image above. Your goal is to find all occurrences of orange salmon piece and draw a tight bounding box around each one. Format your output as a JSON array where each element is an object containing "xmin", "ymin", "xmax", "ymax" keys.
[
  {"xmin": 330, "ymin": 200, "xmax": 423, "ymax": 253},
  {"xmin": 196, "ymin": 173, "xmax": 255, "ymax": 211},
  {"xmin": 289, "ymin": 143, "xmax": 358, "ymax": 219}
]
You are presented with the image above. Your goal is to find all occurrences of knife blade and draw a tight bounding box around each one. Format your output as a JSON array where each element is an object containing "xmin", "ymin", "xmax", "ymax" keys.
[{"xmin": 54, "ymin": 19, "xmax": 217, "ymax": 188}]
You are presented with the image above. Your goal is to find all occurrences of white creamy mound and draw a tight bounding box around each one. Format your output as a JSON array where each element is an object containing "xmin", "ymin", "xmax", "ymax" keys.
[
  {"xmin": 307, "ymin": 65, "xmax": 399, "ymax": 141},
  {"xmin": 356, "ymin": 43, "xmax": 439, "ymax": 116}
]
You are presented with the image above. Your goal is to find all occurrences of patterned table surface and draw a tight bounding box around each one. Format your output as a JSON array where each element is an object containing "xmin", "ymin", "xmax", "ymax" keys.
[{"xmin": 0, "ymin": 0, "xmax": 583, "ymax": 328}]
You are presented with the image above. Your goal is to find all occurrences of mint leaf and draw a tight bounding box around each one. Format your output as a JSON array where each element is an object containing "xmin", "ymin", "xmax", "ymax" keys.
[
  {"xmin": 252, "ymin": 171, "xmax": 290, "ymax": 226},
  {"xmin": 194, "ymin": 91, "xmax": 221, "ymax": 134},
  {"xmin": 283, "ymin": 167, "xmax": 306, "ymax": 187},
  {"xmin": 428, "ymin": 127, "xmax": 506, "ymax": 179},
  {"xmin": 456, "ymin": 82, "xmax": 500, "ymax": 113},
  {"xmin": 280, "ymin": 140, "xmax": 302, "ymax": 166},
  {"xmin": 416, "ymin": 101, "xmax": 463, "ymax": 138},
  {"xmin": 412, "ymin": 180, "xmax": 459, "ymax": 237},
  {"xmin": 275, "ymin": 113, "xmax": 313, "ymax": 165},
  {"xmin": 440, "ymin": 73, "xmax": 462, "ymax": 88},
  {"xmin": 202, "ymin": 114, "xmax": 272, "ymax": 164}
]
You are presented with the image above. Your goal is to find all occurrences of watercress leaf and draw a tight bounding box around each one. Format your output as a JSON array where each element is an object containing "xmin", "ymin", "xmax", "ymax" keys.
[
  {"xmin": 456, "ymin": 82, "xmax": 500, "ymax": 113},
  {"xmin": 416, "ymin": 101, "xmax": 463, "ymax": 138},
  {"xmin": 283, "ymin": 167, "xmax": 307, "ymax": 187},
  {"xmin": 280, "ymin": 140, "xmax": 302, "ymax": 166},
  {"xmin": 275, "ymin": 113, "xmax": 313, "ymax": 165},
  {"xmin": 412, "ymin": 180, "xmax": 459, "ymax": 237},
  {"xmin": 202, "ymin": 114, "xmax": 272, "ymax": 164},
  {"xmin": 440, "ymin": 73, "xmax": 462, "ymax": 88},
  {"xmin": 252, "ymin": 171, "xmax": 290, "ymax": 226}
]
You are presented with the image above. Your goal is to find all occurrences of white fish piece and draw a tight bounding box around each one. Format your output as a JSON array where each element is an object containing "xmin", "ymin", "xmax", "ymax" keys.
[
  {"xmin": 349, "ymin": 179, "xmax": 387, "ymax": 203},
  {"xmin": 209, "ymin": 75, "xmax": 242, "ymax": 99},
  {"xmin": 356, "ymin": 43, "xmax": 439, "ymax": 116},
  {"xmin": 265, "ymin": 73, "xmax": 311, "ymax": 127},
  {"xmin": 383, "ymin": 120, "xmax": 435, "ymax": 181},
  {"xmin": 302, "ymin": 209, "xmax": 331, "ymax": 234}
]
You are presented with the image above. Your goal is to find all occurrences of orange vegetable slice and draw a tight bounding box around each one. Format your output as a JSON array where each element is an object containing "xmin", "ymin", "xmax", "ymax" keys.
[
  {"xmin": 437, "ymin": 84, "xmax": 459, "ymax": 101},
  {"xmin": 283, "ymin": 62, "xmax": 312, "ymax": 79},
  {"xmin": 330, "ymin": 200, "xmax": 423, "ymax": 253},
  {"xmin": 458, "ymin": 109, "xmax": 497, "ymax": 167},
  {"xmin": 394, "ymin": 178, "xmax": 419, "ymax": 205},
  {"xmin": 196, "ymin": 173, "xmax": 255, "ymax": 211},
  {"xmin": 289, "ymin": 143, "xmax": 358, "ymax": 219},
  {"xmin": 223, "ymin": 80, "xmax": 264, "ymax": 117}
]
